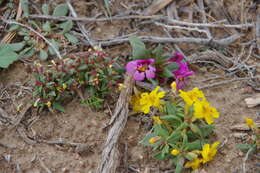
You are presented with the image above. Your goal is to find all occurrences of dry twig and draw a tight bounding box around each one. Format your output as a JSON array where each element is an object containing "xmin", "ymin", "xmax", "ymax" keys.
[
  {"xmin": 66, "ymin": 0, "xmax": 94, "ymax": 46},
  {"xmin": 98, "ymin": 74, "xmax": 134, "ymax": 173}
]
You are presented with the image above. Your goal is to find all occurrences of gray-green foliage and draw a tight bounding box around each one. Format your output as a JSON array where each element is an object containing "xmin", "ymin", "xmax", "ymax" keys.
[
  {"xmin": 0, "ymin": 45, "xmax": 20, "ymax": 68},
  {"xmin": 1, "ymin": 3, "xmax": 79, "ymax": 68}
]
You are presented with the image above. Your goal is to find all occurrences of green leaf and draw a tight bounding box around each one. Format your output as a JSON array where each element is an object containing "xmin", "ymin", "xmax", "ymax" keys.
[
  {"xmin": 165, "ymin": 102, "xmax": 177, "ymax": 114},
  {"xmin": 162, "ymin": 144, "xmax": 169, "ymax": 157},
  {"xmin": 129, "ymin": 37, "xmax": 150, "ymax": 59},
  {"xmin": 103, "ymin": 0, "xmax": 111, "ymax": 17},
  {"xmin": 175, "ymin": 158, "xmax": 184, "ymax": 173},
  {"xmin": 160, "ymin": 115, "xmax": 182, "ymax": 127},
  {"xmin": 200, "ymin": 125, "xmax": 214, "ymax": 137},
  {"xmin": 48, "ymin": 39, "xmax": 59, "ymax": 55},
  {"xmin": 53, "ymin": 3, "xmax": 68, "ymax": 17},
  {"xmin": 21, "ymin": 0, "xmax": 29, "ymax": 17},
  {"xmin": 154, "ymin": 151, "xmax": 167, "ymax": 160},
  {"xmin": 48, "ymin": 91, "xmax": 56, "ymax": 97},
  {"xmin": 42, "ymin": 21, "xmax": 51, "ymax": 32},
  {"xmin": 8, "ymin": 24, "xmax": 19, "ymax": 32},
  {"xmin": 162, "ymin": 68, "xmax": 174, "ymax": 78},
  {"xmin": 152, "ymin": 44, "xmax": 163, "ymax": 59},
  {"xmin": 236, "ymin": 144, "xmax": 255, "ymax": 150},
  {"xmin": 0, "ymin": 45, "xmax": 20, "ymax": 68},
  {"xmin": 184, "ymin": 140, "xmax": 202, "ymax": 151},
  {"xmin": 21, "ymin": 48, "xmax": 35, "ymax": 58},
  {"xmin": 58, "ymin": 21, "xmax": 73, "ymax": 33},
  {"xmin": 155, "ymin": 124, "xmax": 169, "ymax": 137},
  {"xmin": 39, "ymin": 50, "xmax": 48, "ymax": 61},
  {"xmin": 8, "ymin": 42, "xmax": 26, "ymax": 51},
  {"xmin": 42, "ymin": 4, "xmax": 49, "ymax": 15},
  {"xmin": 167, "ymin": 131, "xmax": 182, "ymax": 144},
  {"xmin": 53, "ymin": 102, "xmax": 65, "ymax": 112},
  {"xmin": 65, "ymin": 33, "xmax": 79, "ymax": 43},
  {"xmin": 190, "ymin": 123, "xmax": 203, "ymax": 138},
  {"xmin": 166, "ymin": 62, "xmax": 179, "ymax": 71}
]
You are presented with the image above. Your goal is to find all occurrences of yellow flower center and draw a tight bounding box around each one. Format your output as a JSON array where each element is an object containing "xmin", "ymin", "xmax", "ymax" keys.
[{"xmin": 137, "ymin": 65, "xmax": 148, "ymax": 72}]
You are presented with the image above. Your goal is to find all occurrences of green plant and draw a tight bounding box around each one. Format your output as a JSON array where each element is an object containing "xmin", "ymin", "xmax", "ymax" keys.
[
  {"xmin": 134, "ymin": 86, "xmax": 220, "ymax": 172},
  {"xmin": 128, "ymin": 37, "xmax": 182, "ymax": 83},
  {"xmin": 30, "ymin": 47, "xmax": 123, "ymax": 112},
  {"xmin": 4, "ymin": 3, "xmax": 78, "ymax": 62},
  {"xmin": 236, "ymin": 117, "xmax": 259, "ymax": 165}
]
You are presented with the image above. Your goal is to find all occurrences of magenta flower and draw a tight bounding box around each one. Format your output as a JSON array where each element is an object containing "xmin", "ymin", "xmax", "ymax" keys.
[
  {"xmin": 168, "ymin": 52, "xmax": 184, "ymax": 63},
  {"xmin": 126, "ymin": 59, "xmax": 156, "ymax": 81},
  {"xmin": 173, "ymin": 62, "xmax": 194, "ymax": 89}
]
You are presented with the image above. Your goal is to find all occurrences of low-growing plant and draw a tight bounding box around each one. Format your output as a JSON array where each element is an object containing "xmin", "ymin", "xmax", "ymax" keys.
[
  {"xmin": 1, "ymin": 2, "xmax": 79, "ymax": 67},
  {"xmin": 29, "ymin": 47, "xmax": 123, "ymax": 112},
  {"xmin": 236, "ymin": 117, "xmax": 259, "ymax": 163},
  {"xmin": 127, "ymin": 37, "xmax": 194, "ymax": 90},
  {"xmin": 131, "ymin": 85, "xmax": 220, "ymax": 172}
]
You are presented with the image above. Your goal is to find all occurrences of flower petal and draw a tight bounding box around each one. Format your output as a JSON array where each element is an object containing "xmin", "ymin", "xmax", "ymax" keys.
[
  {"xmin": 145, "ymin": 65, "xmax": 156, "ymax": 79},
  {"xmin": 126, "ymin": 61, "xmax": 138, "ymax": 74},
  {"xmin": 134, "ymin": 71, "xmax": 145, "ymax": 81}
]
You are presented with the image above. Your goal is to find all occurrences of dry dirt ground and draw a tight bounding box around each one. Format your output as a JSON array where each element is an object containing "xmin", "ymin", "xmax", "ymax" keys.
[
  {"xmin": 0, "ymin": 62, "xmax": 259, "ymax": 173},
  {"xmin": 1, "ymin": 0, "xmax": 260, "ymax": 173}
]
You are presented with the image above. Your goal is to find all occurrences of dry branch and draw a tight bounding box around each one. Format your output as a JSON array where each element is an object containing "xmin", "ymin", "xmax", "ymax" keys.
[
  {"xmin": 90, "ymin": 34, "xmax": 242, "ymax": 47},
  {"xmin": 167, "ymin": 19, "xmax": 253, "ymax": 28},
  {"xmin": 66, "ymin": 0, "xmax": 94, "ymax": 46},
  {"xmin": 1, "ymin": 19, "xmax": 62, "ymax": 59},
  {"xmin": 256, "ymin": 6, "xmax": 260, "ymax": 54},
  {"xmin": 98, "ymin": 74, "xmax": 134, "ymax": 173},
  {"xmin": 27, "ymin": 14, "xmax": 163, "ymax": 22}
]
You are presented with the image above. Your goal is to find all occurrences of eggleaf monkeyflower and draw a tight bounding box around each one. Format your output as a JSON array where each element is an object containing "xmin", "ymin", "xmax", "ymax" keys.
[
  {"xmin": 179, "ymin": 88, "xmax": 205, "ymax": 107},
  {"xmin": 139, "ymin": 86, "xmax": 165, "ymax": 114},
  {"xmin": 200, "ymin": 142, "xmax": 220, "ymax": 163},
  {"xmin": 171, "ymin": 149, "xmax": 180, "ymax": 156},
  {"xmin": 244, "ymin": 117, "xmax": 257, "ymax": 129},
  {"xmin": 149, "ymin": 136, "xmax": 161, "ymax": 144},
  {"xmin": 194, "ymin": 100, "xmax": 219, "ymax": 125}
]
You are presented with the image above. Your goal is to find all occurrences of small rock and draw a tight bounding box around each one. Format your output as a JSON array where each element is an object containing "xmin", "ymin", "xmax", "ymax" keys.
[{"xmin": 75, "ymin": 144, "xmax": 92, "ymax": 156}]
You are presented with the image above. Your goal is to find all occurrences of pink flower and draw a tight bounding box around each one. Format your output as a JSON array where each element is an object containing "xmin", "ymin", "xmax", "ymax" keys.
[
  {"xmin": 169, "ymin": 52, "xmax": 194, "ymax": 90},
  {"xmin": 126, "ymin": 59, "xmax": 156, "ymax": 81},
  {"xmin": 173, "ymin": 62, "xmax": 194, "ymax": 90},
  {"xmin": 168, "ymin": 52, "xmax": 184, "ymax": 63}
]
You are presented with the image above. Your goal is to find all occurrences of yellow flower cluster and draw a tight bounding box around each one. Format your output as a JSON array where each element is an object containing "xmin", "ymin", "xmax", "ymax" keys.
[
  {"xmin": 186, "ymin": 142, "xmax": 220, "ymax": 169},
  {"xmin": 170, "ymin": 142, "xmax": 220, "ymax": 170},
  {"xmin": 244, "ymin": 117, "xmax": 257, "ymax": 129},
  {"xmin": 179, "ymin": 88, "xmax": 219, "ymax": 124},
  {"xmin": 130, "ymin": 86, "xmax": 165, "ymax": 114}
]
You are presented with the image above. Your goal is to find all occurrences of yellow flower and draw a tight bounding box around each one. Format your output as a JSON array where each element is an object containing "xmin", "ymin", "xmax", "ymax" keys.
[
  {"xmin": 152, "ymin": 116, "xmax": 163, "ymax": 125},
  {"xmin": 201, "ymin": 142, "xmax": 220, "ymax": 163},
  {"xmin": 93, "ymin": 46, "xmax": 102, "ymax": 51},
  {"xmin": 179, "ymin": 88, "xmax": 205, "ymax": 107},
  {"xmin": 244, "ymin": 117, "xmax": 256, "ymax": 129},
  {"xmin": 171, "ymin": 149, "xmax": 180, "ymax": 156},
  {"xmin": 194, "ymin": 100, "xmax": 219, "ymax": 124},
  {"xmin": 118, "ymin": 83, "xmax": 126, "ymax": 90},
  {"xmin": 62, "ymin": 83, "xmax": 67, "ymax": 89},
  {"xmin": 184, "ymin": 158, "xmax": 202, "ymax": 170},
  {"xmin": 170, "ymin": 81, "xmax": 177, "ymax": 93},
  {"xmin": 56, "ymin": 86, "xmax": 62, "ymax": 92},
  {"xmin": 130, "ymin": 94, "xmax": 142, "ymax": 112},
  {"xmin": 149, "ymin": 136, "xmax": 161, "ymax": 144},
  {"xmin": 139, "ymin": 86, "xmax": 165, "ymax": 114},
  {"xmin": 46, "ymin": 101, "xmax": 52, "ymax": 108}
]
